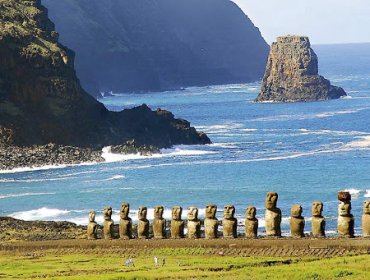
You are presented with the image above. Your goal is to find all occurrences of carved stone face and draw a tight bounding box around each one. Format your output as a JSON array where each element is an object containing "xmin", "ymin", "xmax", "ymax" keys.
[
  {"xmin": 265, "ymin": 192, "xmax": 278, "ymax": 210},
  {"xmin": 103, "ymin": 206, "xmax": 112, "ymax": 221},
  {"xmin": 338, "ymin": 201, "xmax": 351, "ymax": 216},
  {"xmin": 120, "ymin": 203, "xmax": 130, "ymax": 219},
  {"xmin": 246, "ymin": 206, "xmax": 256, "ymax": 220},
  {"xmin": 363, "ymin": 200, "xmax": 370, "ymax": 215},
  {"xmin": 224, "ymin": 205, "xmax": 235, "ymax": 219},
  {"xmin": 206, "ymin": 204, "xmax": 217, "ymax": 219},
  {"xmin": 187, "ymin": 207, "xmax": 198, "ymax": 221},
  {"xmin": 312, "ymin": 202, "xmax": 323, "ymax": 216},
  {"xmin": 138, "ymin": 206, "xmax": 147, "ymax": 220},
  {"xmin": 291, "ymin": 204, "xmax": 302, "ymax": 218},
  {"xmin": 154, "ymin": 205, "xmax": 164, "ymax": 219},
  {"xmin": 172, "ymin": 206, "xmax": 182, "ymax": 220},
  {"xmin": 89, "ymin": 210, "xmax": 96, "ymax": 222}
]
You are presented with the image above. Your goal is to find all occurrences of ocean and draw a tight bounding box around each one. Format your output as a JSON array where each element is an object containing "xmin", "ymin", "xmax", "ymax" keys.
[{"xmin": 1, "ymin": 43, "xmax": 370, "ymax": 236}]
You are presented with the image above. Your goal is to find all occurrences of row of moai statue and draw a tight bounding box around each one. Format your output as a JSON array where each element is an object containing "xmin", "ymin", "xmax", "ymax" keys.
[{"xmin": 87, "ymin": 192, "xmax": 370, "ymax": 240}]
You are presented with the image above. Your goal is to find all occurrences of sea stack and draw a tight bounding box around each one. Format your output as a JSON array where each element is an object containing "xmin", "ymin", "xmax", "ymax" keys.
[{"xmin": 256, "ymin": 35, "xmax": 346, "ymax": 102}]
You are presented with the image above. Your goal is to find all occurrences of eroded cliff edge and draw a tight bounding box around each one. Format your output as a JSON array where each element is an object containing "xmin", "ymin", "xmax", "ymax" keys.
[
  {"xmin": 256, "ymin": 36, "xmax": 346, "ymax": 103},
  {"xmin": 0, "ymin": 0, "xmax": 210, "ymax": 170},
  {"xmin": 42, "ymin": 0, "xmax": 269, "ymax": 97}
]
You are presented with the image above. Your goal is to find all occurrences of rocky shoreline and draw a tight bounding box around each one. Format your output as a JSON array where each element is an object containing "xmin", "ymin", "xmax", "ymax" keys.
[{"xmin": 0, "ymin": 140, "xmax": 164, "ymax": 171}]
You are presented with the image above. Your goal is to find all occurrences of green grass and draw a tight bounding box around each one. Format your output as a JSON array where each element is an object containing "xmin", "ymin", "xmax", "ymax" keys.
[{"xmin": 0, "ymin": 250, "xmax": 369, "ymax": 279}]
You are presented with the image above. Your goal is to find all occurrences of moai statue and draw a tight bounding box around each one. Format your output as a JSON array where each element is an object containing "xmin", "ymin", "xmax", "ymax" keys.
[
  {"xmin": 290, "ymin": 204, "xmax": 305, "ymax": 238},
  {"xmin": 171, "ymin": 206, "xmax": 184, "ymax": 239},
  {"xmin": 337, "ymin": 191, "xmax": 354, "ymax": 238},
  {"xmin": 223, "ymin": 205, "xmax": 237, "ymax": 238},
  {"xmin": 137, "ymin": 206, "xmax": 150, "ymax": 239},
  {"xmin": 204, "ymin": 204, "xmax": 218, "ymax": 239},
  {"xmin": 362, "ymin": 200, "xmax": 370, "ymax": 237},
  {"xmin": 103, "ymin": 206, "xmax": 114, "ymax": 240},
  {"xmin": 119, "ymin": 202, "xmax": 132, "ymax": 240},
  {"xmin": 311, "ymin": 201, "xmax": 325, "ymax": 237},
  {"xmin": 87, "ymin": 210, "xmax": 98, "ymax": 240},
  {"xmin": 245, "ymin": 206, "xmax": 258, "ymax": 238},
  {"xmin": 187, "ymin": 206, "xmax": 201, "ymax": 239},
  {"xmin": 153, "ymin": 205, "xmax": 166, "ymax": 239},
  {"xmin": 265, "ymin": 192, "xmax": 282, "ymax": 237}
]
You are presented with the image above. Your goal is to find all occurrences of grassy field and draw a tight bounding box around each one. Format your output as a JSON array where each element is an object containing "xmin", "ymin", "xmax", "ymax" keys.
[{"xmin": 0, "ymin": 248, "xmax": 369, "ymax": 280}]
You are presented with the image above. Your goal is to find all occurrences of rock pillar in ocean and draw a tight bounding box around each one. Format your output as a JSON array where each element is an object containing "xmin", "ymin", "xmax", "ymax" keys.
[
  {"xmin": 119, "ymin": 203, "xmax": 132, "ymax": 240},
  {"xmin": 311, "ymin": 201, "xmax": 325, "ymax": 237},
  {"xmin": 256, "ymin": 35, "xmax": 346, "ymax": 102},
  {"xmin": 337, "ymin": 191, "xmax": 354, "ymax": 237},
  {"xmin": 171, "ymin": 206, "xmax": 184, "ymax": 239},
  {"xmin": 153, "ymin": 205, "xmax": 166, "ymax": 239},
  {"xmin": 137, "ymin": 206, "xmax": 150, "ymax": 239},
  {"xmin": 245, "ymin": 206, "xmax": 258, "ymax": 238},
  {"xmin": 187, "ymin": 207, "xmax": 201, "ymax": 239},
  {"xmin": 204, "ymin": 204, "xmax": 218, "ymax": 239},
  {"xmin": 103, "ymin": 206, "xmax": 114, "ymax": 240},
  {"xmin": 87, "ymin": 210, "xmax": 98, "ymax": 240},
  {"xmin": 223, "ymin": 205, "xmax": 237, "ymax": 238},
  {"xmin": 265, "ymin": 192, "xmax": 282, "ymax": 237},
  {"xmin": 290, "ymin": 204, "xmax": 305, "ymax": 238},
  {"xmin": 362, "ymin": 200, "xmax": 370, "ymax": 237}
]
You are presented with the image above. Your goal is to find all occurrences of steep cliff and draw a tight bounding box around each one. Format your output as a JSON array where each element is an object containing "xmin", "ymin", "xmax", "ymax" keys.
[
  {"xmin": 42, "ymin": 0, "xmax": 269, "ymax": 96},
  {"xmin": 0, "ymin": 0, "xmax": 209, "ymax": 151},
  {"xmin": 256, "ymin": 36, "xmax": 346, "ymax": 103}
]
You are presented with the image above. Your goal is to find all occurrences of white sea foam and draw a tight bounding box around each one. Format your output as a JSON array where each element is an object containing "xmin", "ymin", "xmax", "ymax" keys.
[
  {"xmin": 344, "ymin": 188, "xmax": 362, "ymax": 197},
  {"xmin": 365, "ymin": 190, "xmax": 370, "ymax": 198},
  {"xmin": 315, "ymin": 108, "xmax": 365, "ymax": 118},
  {"xmin": 84, "ymin": 174, "xmax": 126, "ymax": 183},
  {"xmin": 195, "ymin": 123, "xmax": 245, "ymax": 134},
  {"xmin": 10, "ymin": 207, "xmax": 70, "ymax": 221},
  {"xmin": 0, "ymin": 177, "xmax": 76, "ymax": 183},
  {"xmin": 344, "ymin": 135, "xmax": 370, "ymax": 148},
  {"xmin": 0, "ymin": 192, "xmax": 55, "ymax": 199},
  {"xmin": 0, "ymin": 161, "xmax": 97, "ymax": 174}
]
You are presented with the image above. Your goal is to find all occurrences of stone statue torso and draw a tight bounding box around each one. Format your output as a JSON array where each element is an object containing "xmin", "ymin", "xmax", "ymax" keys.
[
  {"xmin": 87, "ymin": 222, "xmax": 98, "ymax": 240},
  {"xmin": 153, "ymin": 218, "xmax": 166, "ymax": 239},
  {"xmin": 171, "ymin": 220, "xmax": 184, "ymax": 239},
  {"xmin": 138, "ymin": 219, "xmax": 149, "ymax": 239},
  {"xmin": 222, "ymin": 218, "xmax": 237, "ymax": 238},
  {"xmin": 265, "ymin": 208, "xmax": 281, "ymax": 237},
  {"xmin": 187, "ymin": 220, "xmax": 201, "ymax": 239},
  {"xmin": 119, "ymin": 218, "xmax": 132, "ymax": 240},
  {"xmin": 204, "ymin": 218, "xmax": 218, "ymax": 239},
  {"xmin": 245, "ymin": 219, "xmax": 258, "ymax": 238},
  {"xmin": 103, "ymin": 220, "xmax": 114, "ymax": 240}
]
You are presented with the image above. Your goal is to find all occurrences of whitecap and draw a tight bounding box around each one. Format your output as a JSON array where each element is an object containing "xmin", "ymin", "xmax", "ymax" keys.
[
  {"xmin": 0, "ymin": 192, "xmax": 55, "ymax": 199},
  {"xmin": 344, "ymin": 135, "xmax": 370, "ymax": 148},
  {"xmin": 343, "ymin": 188, "xmax": 362, "ymax": 197},
  {"xmin": 365, "ymin": 190, "xmax": 370, "ymax": 198},
  {"xmin": 10, "ymin": 207, "xmax": 70, "ymax": 221}
]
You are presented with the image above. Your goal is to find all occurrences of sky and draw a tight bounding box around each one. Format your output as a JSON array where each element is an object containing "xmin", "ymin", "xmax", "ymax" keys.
[{"xmin": 232, "ymin": 0, "xmax": 370, "ymax": 45}]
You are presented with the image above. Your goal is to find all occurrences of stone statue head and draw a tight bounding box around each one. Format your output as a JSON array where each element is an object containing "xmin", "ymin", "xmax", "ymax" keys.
[
  {"xmin": 172, "ymin": 206, "xmax": 182, "ymax": 220},
  {"xmin": 206, "ymin": 204, "xmax": 217, "ymax": 219},
  {"xmin": 338, "ymin": 191, "xmax": 351, "ymax": 202},
  {"xmin": 138, "ymin": 206, "xmax": 147, "ymax": 220},
  {"xmin": 154, "ymin": 205, "xmax": 164, "ymax": 219},
  {"xmin": 223, "ymin": 205, "xmax": 235, "ymax": 219},
  {"xmin": 291, "ymin": 204, "xmax": 303, "ymax": 218},
  {"xmin": 338, "ymin": 201, "xmax": 351, "ymax": 217},
  {"xmin": 312, "ymin": 201, "xmax": 323, "ymax": 217},
  {"xmin": 89, "ymin": 210, "xmax": 96, "ymax": 222},
  {"xmin": 187, "ymin": 207, "xmax": 198, "ymax": 221},
  {"xmin": 120, "ymin": 203, "xmax": 130, "ymax": 219},
  {"xmin": 103, "ymin": 206, "xmax": 112, "ymax": 221},
  {"xmin": 265, "ymin": 192, "xmax": 278, "ymax": 210},
  {"xmin": 363, "ymin": 200, "xmax": 370, "ymax": 215},
  {"xmin": 246, "ymin": 206, "xmax": 256, "ymax": 220}
]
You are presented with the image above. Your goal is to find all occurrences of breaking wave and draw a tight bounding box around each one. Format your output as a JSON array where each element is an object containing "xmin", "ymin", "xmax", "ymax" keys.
[{"xmin": 0, "ymin": 192, "xmax": 55, "ymax": 200}]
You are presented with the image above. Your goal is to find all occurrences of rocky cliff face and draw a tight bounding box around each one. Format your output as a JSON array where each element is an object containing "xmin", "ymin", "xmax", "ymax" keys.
[
  {"xmin": 256, "ymin": 36, "xmax": 346, "ymax": 102},
  {"xmin": 0, "ymin": 0, "xmax": 209, "ymax": 151},
  {"xmin": 42, "ymin": 0, "xmax": 269, "ymax": 96}
]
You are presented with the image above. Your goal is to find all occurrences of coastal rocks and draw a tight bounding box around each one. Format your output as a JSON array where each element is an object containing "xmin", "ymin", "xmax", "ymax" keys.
[
  {"xmin": 256, "ymin": 35, "xmax": 346, "ymax": 102},
  {"xmin": 103, "ymin": 207, "xmax": 114, "ymax": 240},
  {"xmin": 311, "ymin": 202, "xmax": 326, "ymax": 237},
  {"xmin": 153, "ymin": 205, "xmax": 166, "ymax": 239},
  {"xmin": 0, "ymin": 0, "xmax": 210, "ymax": 170},
  {"xmin": 137, "ymin": 207, "xmax": 149, "ymax": 239},
  {"xmin": 245, "ymin": 206, "xmax": 258, "ymax": 238},
  {"xmin": 362, "ymin": 200, "xmax": 370, "ymax": 237},
  {"xmin": 87, "ymin": 211, "xmax": 98, "ymax": 240},
  {"xmin": 337, "ymin": 192, "xmax": 354, "ymax": 238},
  {"xmin": 119, "ymin": 203, "xmax": 132, "ymax": 240},
  {"xmin": 187, "ymin": 207, "xmax": 201, "ymax": 239},
  {"xmin": 204, "ymin": 204, "xmax": 218, "ymax": 239},
  {"xmin": 265, "ymin": 192, "xmax": 282, "ymax": 237},
  {"xmin": 222, "ymin": 205, "xmax": 237, "ymax": 239},
  {"xmin": 290, "ymin": 205, "xmax": 305, "ymax": 238},
  {"xmin": 171, "ymin": 206, "xmax": 185, "ymax": 239}
]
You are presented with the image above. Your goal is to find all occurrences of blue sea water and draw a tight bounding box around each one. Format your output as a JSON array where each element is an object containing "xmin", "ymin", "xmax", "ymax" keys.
[{"xmin": 1, "ymin": 44, "xmax": 370, "ymax": 236}]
